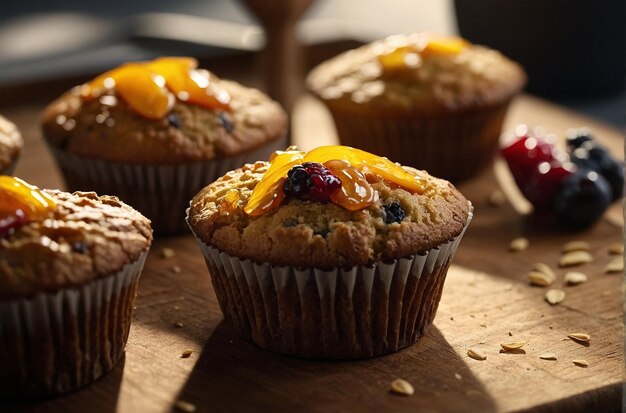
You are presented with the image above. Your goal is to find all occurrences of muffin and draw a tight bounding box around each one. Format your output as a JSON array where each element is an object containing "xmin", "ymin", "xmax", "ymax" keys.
[
  {"xmin": 187, "ymin": 145, "xmax": 472, "ymax": 359},
  {"xmin": 42, "ymin": 57, "xmax": 288, "ymax": 234},
  {"xmin": 0, "ymin": 176, "xmax": 152, "ymax": 397},
  {"xmin": 307, "ymin": 33, "xmax": 526, "ymax": 183},
  {"xmin": 0, "ymin": 115, "xmax": 23, "ymax": 175}
]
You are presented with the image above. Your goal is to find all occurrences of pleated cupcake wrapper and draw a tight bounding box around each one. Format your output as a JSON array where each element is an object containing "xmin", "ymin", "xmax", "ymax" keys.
[
  {"xmin": 0, "ymin": 250, "xmax": 148, "ymax": 397},
  {"xmin": 188, "ymin": 208, "xmax": 472, "ymax": 359},
  {"xmin": 47, "ymin": 136, "xmax": 288, "ymax": 235},
  {"xmin": 327, "ymin": 102, "xmax": 511, "ymax": 183}
]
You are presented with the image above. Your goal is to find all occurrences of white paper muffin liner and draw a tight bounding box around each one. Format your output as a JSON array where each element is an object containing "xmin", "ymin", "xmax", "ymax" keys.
[
  {"xmin": 327, "ymin": 102, "xmax": 511, "ymax": 183},
  {"xmin": 47, "ymin": 136, "xmax": 287, "ymax": 235},
  {"xmin": 188, "ymin": 208, "xmax": 472, "ymax": 359},
  {"xmin": 0, "ymin": 250, "xmax": 148, "ymax": 397}
]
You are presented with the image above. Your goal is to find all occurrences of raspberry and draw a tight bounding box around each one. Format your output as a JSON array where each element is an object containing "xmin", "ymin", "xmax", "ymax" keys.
[
  {"xmin": 500, "ymin": 135, "xmax": 555, "ymax": 189},
  {"xmin": 283, "ymin": 162, "xmax": 342, "ymax": 203}
]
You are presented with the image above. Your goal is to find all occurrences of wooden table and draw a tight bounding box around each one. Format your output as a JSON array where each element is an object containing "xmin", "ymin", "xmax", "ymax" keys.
[{"xmin": 1, "ymin": 93, "xmax": 624, "ymax": 413}]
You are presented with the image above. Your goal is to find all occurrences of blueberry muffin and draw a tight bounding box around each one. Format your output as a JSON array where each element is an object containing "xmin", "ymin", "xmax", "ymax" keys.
[
  {"xmin": 42, "ymin": 57, "xmax": 288, "ymax": 234},
  {"xmin": 187, "ymin": 145, "xmax": 472, "ymax": 359},
  {"xmin": 307, "ymin": 33, "xmax": 526, "ymax": 182},
  {"xmin": 0, "ymin": 116, "xmax": 23, "ymax": 175},
  {"xmin": 0, "ymin": 176, "xmax": 152, "ymax": 396}
]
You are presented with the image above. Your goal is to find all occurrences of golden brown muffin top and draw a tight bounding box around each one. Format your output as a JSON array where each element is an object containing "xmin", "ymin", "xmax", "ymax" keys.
[
  {"xmin": 188, "ymin": 161, "xmax": 470, "ymax": 269},
  {"xmin": 0, "ymin": 116, "xmax": 23, "ymax": 171},
  {"xmin": 0, "ymin": 190, "xmax": 152, "ymax": 299},
  {"xmin": 42, "ymin": 79, "xmax": 287, "ymax": 164},
  {"xmin": 307, "ymin": 33, "xmax": 526, "ymax": 116}
]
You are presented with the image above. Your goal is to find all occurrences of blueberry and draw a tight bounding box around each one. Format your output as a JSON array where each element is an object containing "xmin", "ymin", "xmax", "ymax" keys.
[
  {"xmin": 167, "ymin": 113, "xmax": 181, "ymax": 128},
  {"xmin": 599, "ymin": 158, "xmax": 624, "ymax": 200},
  {"xmin": 72, "ymin": 242, "xmax": 89, "ymax": 254},
  {"xmin": 219, "ymin": 111, "xmax": 234, "ymax": 133},
  {"xmin": 283, "ymin": 163, "xmax": 341, "ymax": 203},
  {"xmin": 552, "ymin": 169, "xmax": 612, "ymax": 230},
  {"xmin": 570, "ymin": 145, "xmax": 623, "ymax": 201},
  {"xmin": 566, "ymin": 129, "xmax": 594, "ymax": 150},
  {"xmin": 383, "ymin": 201, "xmax": 405, "ymax": 224},
  {"xmin": 284, "ymin": 166, "xmax": 311, "ymax": 198}
]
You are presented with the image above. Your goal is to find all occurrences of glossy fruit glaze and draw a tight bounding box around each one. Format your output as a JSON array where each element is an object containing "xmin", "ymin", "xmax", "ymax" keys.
[
  {"xmin": 244, "ymin": 145, "xmax": 432, "ymax": 217},
  {"xmin": 378, "ymin": 35, "xmax": 469, "ymax": 70},
  {"xmin": 0, "ymin": 176, "xmax": 57, "ymax": 236},
  {"xmin": 80, "ymin": 57, "xmax": 230, "ymax": 119}
]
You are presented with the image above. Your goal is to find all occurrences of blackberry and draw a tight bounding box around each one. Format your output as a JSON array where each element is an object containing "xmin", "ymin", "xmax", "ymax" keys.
[
  {"xmin": 219, "ymin": 111, "xmax": 234, "ymax": 133},
  {"xmin": 566, "ymin": 129, "xmax": 594, "ymax": 150},
  {"xmin": 283, "ymin": 163, "xmax": 341, "ymax": 203},
  {"xmin": 383, "ymin": 201, "xmax": 405, "ymax": 224}
]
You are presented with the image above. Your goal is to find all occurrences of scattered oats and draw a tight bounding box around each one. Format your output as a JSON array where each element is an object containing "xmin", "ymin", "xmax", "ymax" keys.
[
  {"xmin": 567, "ymin": 333, "xmax": 590, "ymax": 343},
  {"xmin": 509, "ymin": 237, "xmax": 529, "ymax": 252},
  {"xmin": 528, "ymin": 271, "xmax": 553, "ymax": 287},
  {"xmin": 181, "ymin": 349, "xmax": 193, "ymax": 358},
  {"xmin": 175, "ymin": 322, "xmax": 184, "ymax": 328},
  {"xmin": 133, "ymin": 306, "xmax": 137, "ymax": 310},
  {"xmin": 559, "ymin": 251, "xmax": 593, "ymax": 267},
  {"xmin": 572, "ymin": 359, "xmax": 589, "ymax": 367},
  {"xmin": 608, "ymin": 243, "xmax": 624, "ymax": 255},
  {"xmin": 488, "ymin": 189, "xmax": 506, "ymax": 206},
  {"xmin": 562, "ymin": 241, "xmax": 590, "ymax": 253},
  {"xmin": 500, "ymin": 341, "xmax": 526, "ymax": 351},
  {"xmin": 174, "ymin": 400, "xmax": 196, "ymax": 412},
  {"xmin": 539, "ymin": 353, "xmax": 557, "ymax": 360},
  {"xmin": 174, "ymin": 306, "xmax": 180, "ymax": 310},
  {"xmin": 454, "ymin": 373, "xmax": 462, "ymax": 380},
  {"xmin": 533, "ymin": 263, "xmax": 556, "ymax": 280},
  {"xmin": 390, "ymin": 378, "xmax": 414, "ymax": 396},
  {"xmin": 605, "ymin": 258, "xmax": 623, "ymax": 274},
  {"xmin": 160, "ymin": 247, "xmax": 175, "ymax": 259},
  {"xmin": 171, "ymin": 265, "xmax": 181, "ymax": 274},
  {"xmin": 545, "ymin": 289, "xmax": 566, "ymax": 305},
  {"xmin": 564, "ymin": 271, "xmax": 588, "ymax": 285},
  {"xmin": 467, "ymin": 348, "xmax": 486, "ymax": 361}
]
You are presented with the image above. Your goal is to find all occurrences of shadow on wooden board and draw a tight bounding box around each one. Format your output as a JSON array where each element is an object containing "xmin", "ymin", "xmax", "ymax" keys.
[{"xmin": 173, "ymin": 321, "xmax": 497, "ymax": 413}]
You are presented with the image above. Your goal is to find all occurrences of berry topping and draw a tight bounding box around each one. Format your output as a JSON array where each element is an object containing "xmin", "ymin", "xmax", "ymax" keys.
[
  {"xmin": 552, "ymin": 170, "xmax": 612, "ymax": 230},
  {"xmin": 283, "ymin": 162, "xmax": 342, "ymax": 203},
  {"xmin": 382, "ymin": 201, "xmax": 405, "ymax": 224},
  {"xmin": 570, "ymin": 141, "xmax": 624, "ymax": 201},
  {"xmin": 244, "ymin": 145, "xmax": 432, "ymax": 217},
  {"xmin": 524, "ymin": 161, "xmax": 575, "ymax": 211}
]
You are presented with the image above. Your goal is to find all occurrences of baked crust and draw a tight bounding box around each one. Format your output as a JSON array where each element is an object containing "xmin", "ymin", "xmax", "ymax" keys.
[
  {"xmin": 188, "ymin": 161, "xmax": 470, "ymax": 268},
  {"xmin": 307, "ymin": 34, "xmax": 526, "ymax": 116},
  {"xmin": 41, "ymin": 79, "xmax": 288, "ymax": 164},
  {"xmin": 0, "ymin": 116, "xmax": 23, "ymax": 171},
  {"xmin": 0, "ymin": 190, "xmax": 152, "ymax": 299}
]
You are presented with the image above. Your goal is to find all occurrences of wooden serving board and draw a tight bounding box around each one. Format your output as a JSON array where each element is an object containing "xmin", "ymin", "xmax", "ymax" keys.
[{"xmin": 1, "ymin": 94, "xmax": 624, "ymax": 413}]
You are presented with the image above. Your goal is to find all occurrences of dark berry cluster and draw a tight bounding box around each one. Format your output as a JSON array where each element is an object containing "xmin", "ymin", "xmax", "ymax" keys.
[
  {"xmin": 283, "ymin": 162, "xmax": 342, "ymax": 203},
  {"xmin": 500, "ymin": 127, "xmax": 622, "ymax": 229}
]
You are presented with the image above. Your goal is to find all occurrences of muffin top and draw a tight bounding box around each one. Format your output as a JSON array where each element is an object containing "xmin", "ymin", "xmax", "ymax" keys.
[
  {"xmin": 0, "ymin": 116, "xmax": 23, "ymax": 171},
  {"xmin": 0, "ymin": 177, "xmax": 152, "ymax": 299},
  {"xmin": 307, "ymin": 33, "xmax": 526, "ymax": 115},
  {"xmin": 188, "ymin": 145, "xmax": 471, "ymax": 268},
  {"xmin": 42, "ymin": 57, "xmax": 287, "ymax": 164}
]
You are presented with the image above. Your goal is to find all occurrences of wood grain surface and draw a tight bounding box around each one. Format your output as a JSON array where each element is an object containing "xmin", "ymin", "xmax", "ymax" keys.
[{"xmin": 1, "ymin": 94, "xmax": 624, "ymax": 413}]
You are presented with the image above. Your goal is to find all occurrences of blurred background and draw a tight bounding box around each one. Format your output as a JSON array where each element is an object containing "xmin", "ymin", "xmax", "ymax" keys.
[{"xmin": 0, "ymin": 0, "xmax": 624, "ymax": 126}]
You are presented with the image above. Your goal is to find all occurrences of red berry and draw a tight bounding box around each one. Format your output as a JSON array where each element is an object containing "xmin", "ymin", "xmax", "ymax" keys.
[
  {"xmin": 500, "ymin": 135, "xmax": 556, "ymax": 189},
  {"xmin": 0, "ymin": 209, "xmax": 26, "ymax": 237},
  {"xmin": 524, "ymin": 161, "xmax": 575, "ymax": 211}
]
